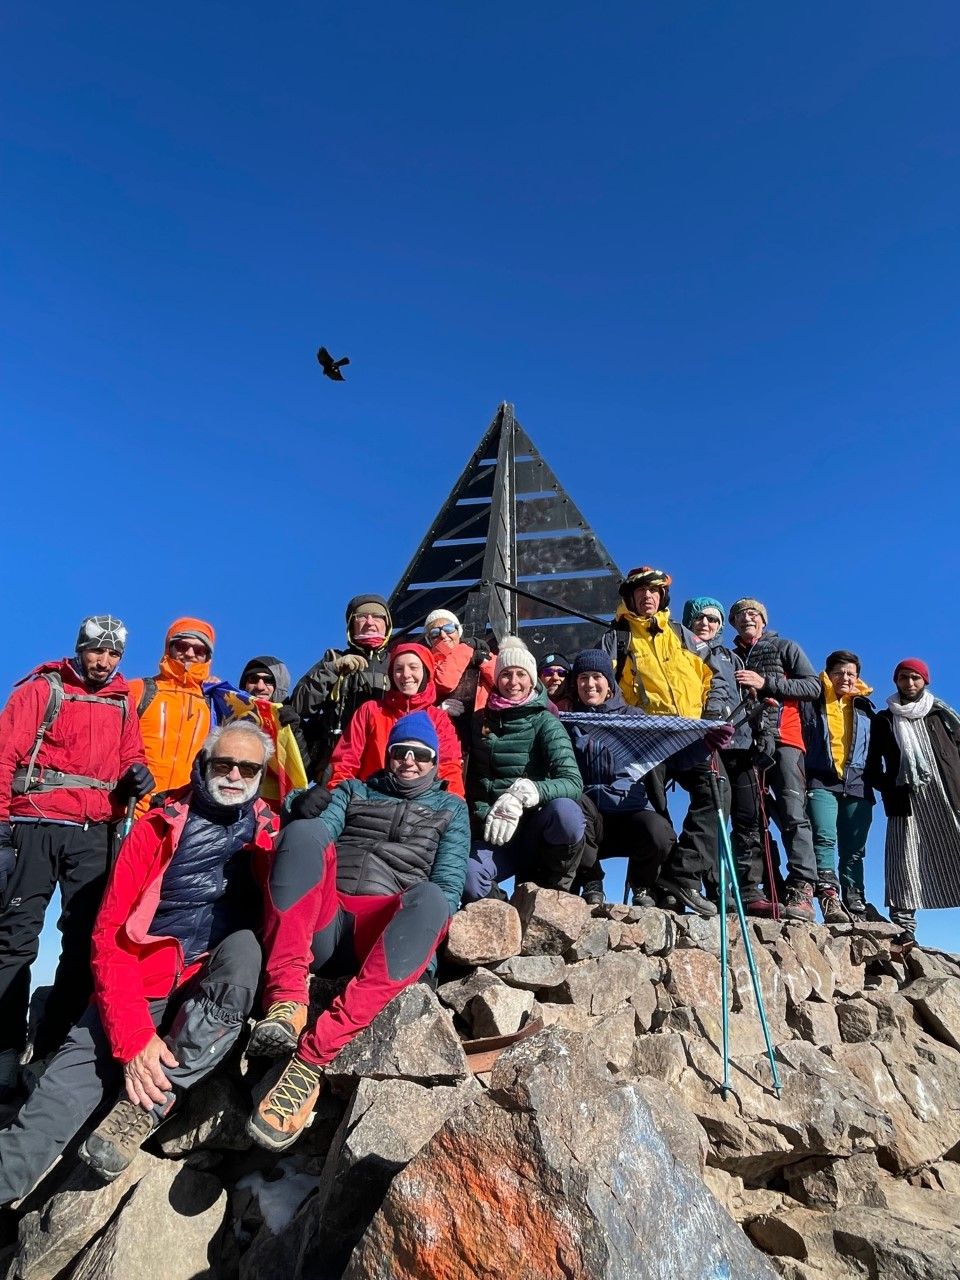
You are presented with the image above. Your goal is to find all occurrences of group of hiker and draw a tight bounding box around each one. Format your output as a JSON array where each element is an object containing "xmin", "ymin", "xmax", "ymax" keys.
[{"xmin": 0, "ymin": 564, "xmax": 958, "ymax": 1202}]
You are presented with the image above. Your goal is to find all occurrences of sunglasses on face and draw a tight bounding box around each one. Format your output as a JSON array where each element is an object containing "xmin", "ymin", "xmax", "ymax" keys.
[
  {"xmin": 387, "ymin": 744, "xmax": 437, "ymax": 764},
  {"xmin": 208, "ymin": 757, "xmax": 264, "ymax": 780},
  {"xmin": 695, "ymin": 614, "xmax": 722, "ymax": 626},
  {"xmin": 170, "ymin": 639, "xmax": 210, "ymax": 657},
  {"xmin": 427, "ymin": 623, "xmax": 459, "ymax": 639},
  {"xmin": 540, "ymin": 667, "xmax": 567, "ymax": 678}
]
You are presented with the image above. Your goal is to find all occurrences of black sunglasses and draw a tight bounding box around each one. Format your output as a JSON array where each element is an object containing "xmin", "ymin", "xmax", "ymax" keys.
[
  {"xmin": 387, "ymin": 744, "xmax": 436, "ymax": 764},
  {"xmin": 208, "ymin": 757, "xmax": 264, "ymax": 780}
]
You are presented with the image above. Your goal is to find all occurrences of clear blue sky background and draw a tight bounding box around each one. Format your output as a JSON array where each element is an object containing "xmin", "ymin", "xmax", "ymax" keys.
[{"xmin": 2, "ymin": 2, "xmax": 958, "ymax": 979}]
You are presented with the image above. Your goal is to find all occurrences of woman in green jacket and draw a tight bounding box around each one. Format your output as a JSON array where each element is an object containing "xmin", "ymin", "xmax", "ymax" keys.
[{"xmin": 463, "ymin": 637, "xmax": 585, "ymax": 901}]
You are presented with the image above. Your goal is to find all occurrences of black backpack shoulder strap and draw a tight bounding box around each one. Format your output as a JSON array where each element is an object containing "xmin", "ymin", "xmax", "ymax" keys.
[
  {"xmin": 137, "ymin": 677, "xmax": 159, "ymax": 718},
  {"xmin": 613, "ymin": 620, "xmax": 631, "ymax": 681}
]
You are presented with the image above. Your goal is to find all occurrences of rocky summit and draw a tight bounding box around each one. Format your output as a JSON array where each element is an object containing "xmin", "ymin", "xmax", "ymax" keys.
[{"xmin": 4, "ymin": 888, "xmax": 960, "ymax": 1279}]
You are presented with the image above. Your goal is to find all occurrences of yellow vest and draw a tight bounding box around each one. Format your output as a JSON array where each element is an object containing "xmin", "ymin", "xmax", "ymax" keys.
[{"xmin": 617, "ymin": 606, "xmax": 712, "ymax": 719}]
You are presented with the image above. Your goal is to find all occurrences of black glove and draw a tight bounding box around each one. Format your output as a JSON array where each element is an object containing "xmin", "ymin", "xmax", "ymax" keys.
[
  {"xmin": 751, "ymin": 732, "xmax": 777, "ymax": 772},
  {"xmin": 277, "ymin": 706, "xmax": 301, "ymax": 729},
  {"xmin": 0, "ymin": 823, "xmax": 16, "ymax": 898},
  {"xmin": 466, "ymin": 636, "xmax": 491, "ymax": 667},
  {"xmin": 113, "ymin": 763, "xmax": 156, "ymax": 804},
  {"xmin": 286, "ymin": 785, "xmax": 332, "ymax": 821}
]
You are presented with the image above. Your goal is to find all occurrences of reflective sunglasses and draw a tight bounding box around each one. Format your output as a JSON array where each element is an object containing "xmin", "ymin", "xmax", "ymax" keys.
[
  {"xmin": 208, "ymin": 757, "xmax": 264, "ymax": 780},
  {"xmin": 427, "ymin": 622, "xmax": 459, "ymax": 639},
  {"xmin": 540, "ymin": 666, "xmax": 568, "ymax": 678},
  {"xmin": 387, "ymin": 744, "xmax": 437, "ymax": 764}
]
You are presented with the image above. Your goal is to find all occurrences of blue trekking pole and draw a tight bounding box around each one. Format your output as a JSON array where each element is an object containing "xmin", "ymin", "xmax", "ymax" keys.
[{"xmin": 709, "ymin": 757, "xmax": 782, "ymax": 1100}]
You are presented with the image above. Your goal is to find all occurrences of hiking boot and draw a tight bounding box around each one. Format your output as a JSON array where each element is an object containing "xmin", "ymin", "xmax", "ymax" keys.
[
  {"xmin": 784, "ymin": 881, "xmax": 815, "ymax": 923},
  {"xmin": 631, "ymin": 888, "xmax": 657, "ymax": 909},
  {"xmin": 742, "ymin": 889, "xmax": 776, "ymax": 918},
  {"xmin": 843, "ymin": 887, "xmax": 866, "ymax": 918},
  {"xmin": 247, "ymin": 1054, "xmax": 323, "ymax": 1152},
  {"xmin": 655, "ymin": 876, "xmax": 717, "ymax": 919},
  {"xmin": 247, "ymin": 1001, "xmax": 309, "ymax": 1058},
  {"xmin": 818, "ymin": 886, "xmax": 850, "ymax": 925},
  {"xmin": 79, "ymin": 1098, "xmax": 162, "ymax": 1181},
  {"xmin": 581, "ymin": 881, "xmax": 605, "ymax": 907}
]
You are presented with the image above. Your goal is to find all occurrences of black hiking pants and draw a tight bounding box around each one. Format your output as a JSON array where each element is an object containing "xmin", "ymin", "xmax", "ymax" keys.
[
  {"xmin": 0, "ymin": 929, "xmax": 261, "ymax": 1206},
  {"xmin": 0, "ymin": 821, "xmax": 112, "ymax": 1058}
]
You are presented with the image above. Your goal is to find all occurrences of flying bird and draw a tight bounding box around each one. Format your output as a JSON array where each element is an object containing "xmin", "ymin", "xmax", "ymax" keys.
[{"xmin": 316, "ymin": 346, "xmax": 350, "ymax": 381}]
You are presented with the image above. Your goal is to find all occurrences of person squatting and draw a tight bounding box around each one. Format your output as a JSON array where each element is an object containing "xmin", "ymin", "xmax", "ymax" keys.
[{"xmin": 0, "ymin": 574, "xmax": 957, "ymax": 1197}]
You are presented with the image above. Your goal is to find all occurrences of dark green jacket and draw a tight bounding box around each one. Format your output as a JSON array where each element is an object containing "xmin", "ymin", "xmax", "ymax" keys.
[{"xmin": 467, "ymin": 685, "xmax": 583, "ymax": 824}]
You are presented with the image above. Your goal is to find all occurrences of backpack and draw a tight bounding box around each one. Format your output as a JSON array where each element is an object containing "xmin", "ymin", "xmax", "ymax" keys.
[{"xmin": 15, "ymin": 671, "xmax": 128, "ymax": 795}]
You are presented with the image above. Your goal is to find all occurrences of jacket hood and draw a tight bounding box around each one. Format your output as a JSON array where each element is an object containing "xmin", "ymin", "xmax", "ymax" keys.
[
  {"xmin": 820, "ymin": 671, "xmax": 873, "ymax": 700},
  {"xmin": 239, "ymin": 655, "xmax": 291, "ymax": 702},
  {"xmin": 383, "ymin": 642, "xmax": 437, "ymax": 713},
  {"xmin": 159, "ymin": 616, "xmax": 215, "ymax": 688},
  {"xmin": 615, "ymin": 602, "xmax": 674, "ymax": 633},
  {"xmin": 17, "ymin": 657, "xmax": 130, "ymax": 696}
]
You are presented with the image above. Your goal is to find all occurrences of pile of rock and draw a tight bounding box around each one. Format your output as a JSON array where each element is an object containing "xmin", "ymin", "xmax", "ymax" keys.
[{"xmin": 3, "ymin": 886, "xmax": 960, "ymax": 1279}]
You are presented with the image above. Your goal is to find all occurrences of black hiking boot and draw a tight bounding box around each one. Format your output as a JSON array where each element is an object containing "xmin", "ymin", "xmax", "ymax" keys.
[
  {"xmin": 654, "ymin": 876, "xmax": 717, "ymax": 919},
  {"xmin": 842, "ymin": 887, "xmax": 866, "ymax": 919},
  {"xmin": 79, "ymin": 1098, "xmax": 165, "ymax": 1182},
  {"xmin": 581, "ymin": 880, "xmax": 605, "ymax": 907}
]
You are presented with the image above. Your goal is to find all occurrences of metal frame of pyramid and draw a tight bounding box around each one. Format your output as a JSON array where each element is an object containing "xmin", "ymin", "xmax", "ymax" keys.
[{"xmin": 389, "ymin": 403, "xmax": 623, "ymax": 659}]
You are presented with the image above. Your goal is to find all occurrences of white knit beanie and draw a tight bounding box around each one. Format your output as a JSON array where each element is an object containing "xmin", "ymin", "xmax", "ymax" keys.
[
  {"xmin": 494, "ymin": 635, "xmax": 537, "ymax": 684},
  {"xmin": 424, "ymin": 609, "xmax": 462, "ymax": 636}
]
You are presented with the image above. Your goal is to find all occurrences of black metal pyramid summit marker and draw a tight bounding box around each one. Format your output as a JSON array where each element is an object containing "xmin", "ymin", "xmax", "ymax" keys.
[{"xmin": 389, "ymin": 402, "xmax": 623, "ymax": 659}]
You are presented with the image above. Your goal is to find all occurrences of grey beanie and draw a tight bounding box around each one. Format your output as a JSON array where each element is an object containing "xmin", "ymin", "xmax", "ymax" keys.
[{"xmin": 76, "ymin": 615, "xmax": 128, "ymax": 655}]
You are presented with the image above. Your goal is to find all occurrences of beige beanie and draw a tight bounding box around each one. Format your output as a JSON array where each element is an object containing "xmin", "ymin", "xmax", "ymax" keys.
[
  {"xmin": 494, "ymin": 635, "xmax": 538, "ymax": 684},
  {"xmin": 424, "ymin": 609, "xmax": 462, "ymax": 637}
]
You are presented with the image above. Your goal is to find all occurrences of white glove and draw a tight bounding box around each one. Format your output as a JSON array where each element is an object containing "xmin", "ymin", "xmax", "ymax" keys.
[
  {"xmin": 484, "ymin": 791, "xmax": 524, "ymax": 846},
  {"xmin": 507, "ymin": 777, "xmax": 540, "ymax": 809},
  {"xmin": 441, "ymin": 697, "xmax": 465, "ymax": 717}
]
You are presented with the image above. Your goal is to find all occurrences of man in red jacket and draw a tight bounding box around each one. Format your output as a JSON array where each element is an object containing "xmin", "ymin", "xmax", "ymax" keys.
[
  {"xmin": 0, "ymin": 616, "xmax": 153, "ymax": 1099},
  {"xmin": 0, "ymin": 719, "xmax": 279, "ymax": 1202}
]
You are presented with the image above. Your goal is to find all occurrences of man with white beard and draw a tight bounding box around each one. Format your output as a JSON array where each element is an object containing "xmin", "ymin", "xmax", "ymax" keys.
[{"xmin": 0, "ymin": 721, "xmax": 279, "ymax": 1203}]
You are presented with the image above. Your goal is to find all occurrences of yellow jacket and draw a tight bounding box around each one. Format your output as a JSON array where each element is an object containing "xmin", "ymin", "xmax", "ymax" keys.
[{"xmin": 616, "ymin": 606, "xmax": 712, "ymax": 718}]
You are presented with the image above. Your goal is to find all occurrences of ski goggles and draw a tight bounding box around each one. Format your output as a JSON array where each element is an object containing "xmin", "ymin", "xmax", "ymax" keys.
[
  {"xmin": 208, "ymin": 757, "xmax": 265, "ymax": 780},
  {"xmin": 387, "ymin": 743, "xmax": 437, "ymax": 764},
  {"xmin": 426, "ymin": 622, "xmax": 459, "ymax": 639}
]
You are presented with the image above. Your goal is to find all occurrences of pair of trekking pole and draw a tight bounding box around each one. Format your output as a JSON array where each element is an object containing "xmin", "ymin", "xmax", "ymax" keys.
[{"xmin": 620, "ymin": 695, "xmax": 782, "ymax": 1099}]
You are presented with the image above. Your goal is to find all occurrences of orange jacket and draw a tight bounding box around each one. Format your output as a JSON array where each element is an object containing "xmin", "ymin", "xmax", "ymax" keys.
[{"xmin": 129, "ymin": 617, "xmax": 217, "ymax": 815}]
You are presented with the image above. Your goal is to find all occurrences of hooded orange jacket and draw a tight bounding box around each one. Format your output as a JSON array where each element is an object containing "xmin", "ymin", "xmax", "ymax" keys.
[{"xmin": 129, "ymin": 617, "xmax": 217, "ymax": 815}]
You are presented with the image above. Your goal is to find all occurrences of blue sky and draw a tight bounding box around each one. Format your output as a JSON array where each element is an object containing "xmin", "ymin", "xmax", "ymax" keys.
[{"xmin": 2, "ymin": 2, "xmax": 959, "ymax": 969}]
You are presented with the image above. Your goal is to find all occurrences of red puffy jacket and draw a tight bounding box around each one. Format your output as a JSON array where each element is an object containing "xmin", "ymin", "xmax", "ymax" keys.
[
  {"xmin": 0, "ymin": 659, "xmax": 145, "ymax": 825},
  {"xmin": 90, "ymin": 789, "xmax": 278, "ymax": 1063},
  {"xmin": 327, "ymin": 642, "xmax": 464, "ymax": 796}
]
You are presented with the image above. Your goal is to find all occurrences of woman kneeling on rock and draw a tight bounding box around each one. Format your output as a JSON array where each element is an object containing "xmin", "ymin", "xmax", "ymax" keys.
[
  {"xmin": 246, "ymin": 711, "xmax": 470, "ymax": 1151},
  {"xmin": 461, "ymin": 636, "xmax": 588, "ymax": 903}
]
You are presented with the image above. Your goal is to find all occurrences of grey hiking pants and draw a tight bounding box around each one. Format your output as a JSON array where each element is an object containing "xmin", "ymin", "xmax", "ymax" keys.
[{"xmin": 0, "ymin": 929, "xmax": 261, "ymax": 1205}]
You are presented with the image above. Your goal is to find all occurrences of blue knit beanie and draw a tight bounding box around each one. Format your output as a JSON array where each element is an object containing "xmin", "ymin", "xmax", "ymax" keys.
[
  {"xmin": 571, "ymin": 648, "xmax": 616, "ymax": 685},
  {"xmin": 681, "ymin": 596, "xmax": 725, "ymax": 629},
  {"xmin": 387, "ymin": 710, "xmax": 439, "ymax": 758}
]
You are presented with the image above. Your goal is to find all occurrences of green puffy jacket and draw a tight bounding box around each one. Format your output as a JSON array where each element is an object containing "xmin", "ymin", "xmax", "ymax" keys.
[{"xmin": 467, "ymin": 684, "xmax": 583, "ymax": 824}]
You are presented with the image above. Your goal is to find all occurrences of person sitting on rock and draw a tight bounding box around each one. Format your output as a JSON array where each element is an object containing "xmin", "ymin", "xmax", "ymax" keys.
[
  {"xmin": 565, "ymin": 649, "xmax": 679, "ymax": 907},
  {"xmin": 0, "ymin": 720, "xmax": 279, "ymax": 1202},
  {"xmin": 245, "ymin": 711, "xmax": 470, "ymax": 1152},
  {"xmin": 461, "ymin": 636, "xmax": 587, "ymax": 902},
  {"xmin": 327, "ymin": 641, "xmax": 465, "ymax": 797}
]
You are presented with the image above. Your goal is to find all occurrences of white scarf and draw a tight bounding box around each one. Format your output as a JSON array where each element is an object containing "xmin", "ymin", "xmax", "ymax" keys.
[{"xmin": 887, "ymin": 690, "xmax": 935, "ymax": 790}]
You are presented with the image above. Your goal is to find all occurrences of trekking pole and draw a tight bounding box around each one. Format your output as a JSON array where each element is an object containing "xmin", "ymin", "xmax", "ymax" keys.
[
  {"xmin": 710, "ymin": 715, "xmax": 783, "ymax": 1099},
  {"xmin": 109, "ymin": 798, "xmax": 137, "ymax": 873}
]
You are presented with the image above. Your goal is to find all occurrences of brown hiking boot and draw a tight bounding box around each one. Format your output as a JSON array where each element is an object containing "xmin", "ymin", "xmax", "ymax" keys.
[
  {"xmin": 247, "ymin": 1000, "xmax": 308, "ymax": 1057},
  {"xmin": 818, "ymin": 886, "xmax": 850, "ymax": 925},
  {"xmin": 247, "ymin": 1054, "xmax": 323, "ymax": 1151},
  {"xmin": 784, "ymin": 881, "xmax": 815, "ymax": 923},
  {"xmin": 79, "ymin": 1097, "xmax": 165, "ymax": 1182}
]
